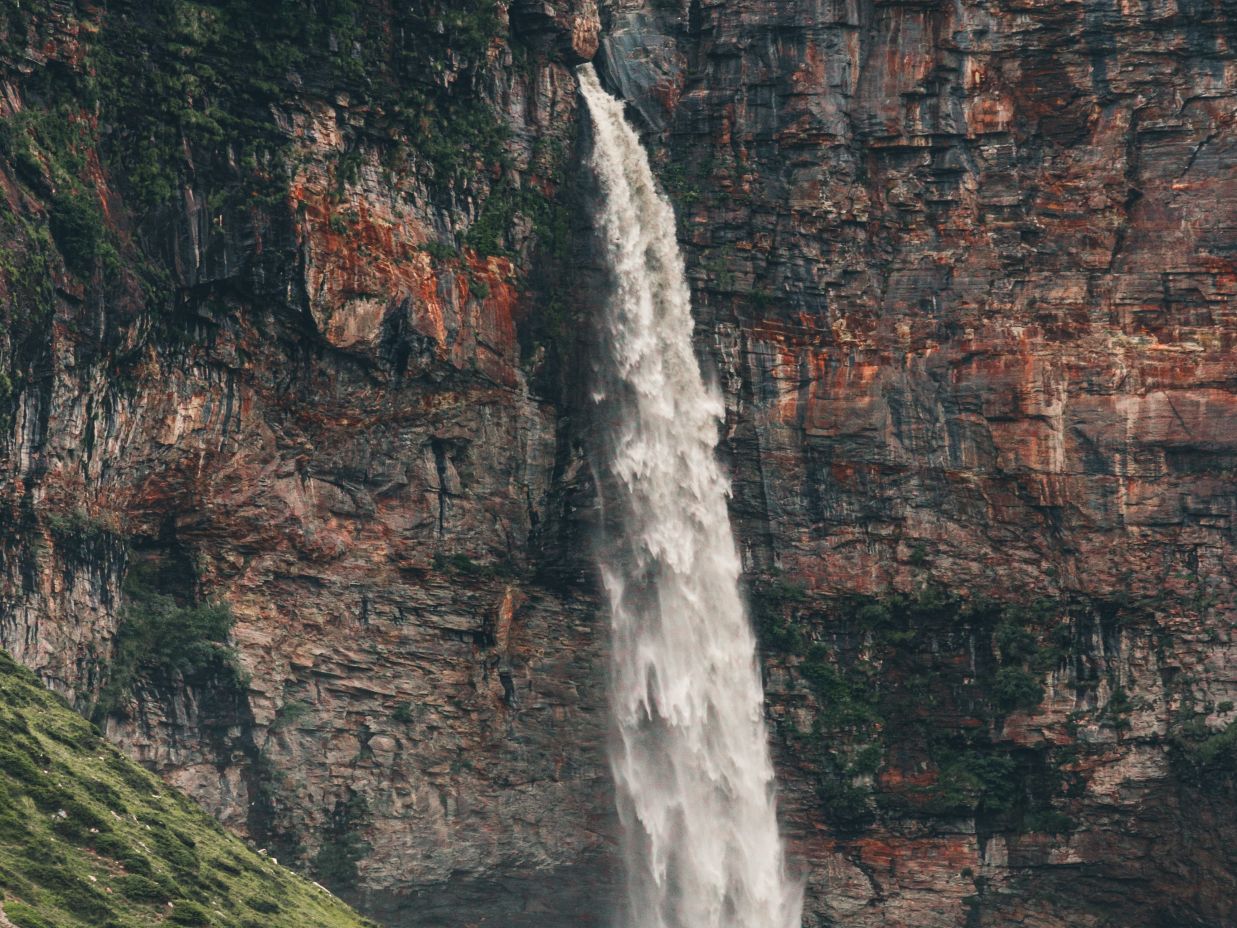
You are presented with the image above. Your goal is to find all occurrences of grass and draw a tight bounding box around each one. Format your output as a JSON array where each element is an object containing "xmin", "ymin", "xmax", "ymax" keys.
[{"xmin": 0, "ymin": 649, "xmax": 374, "ymax": 928}]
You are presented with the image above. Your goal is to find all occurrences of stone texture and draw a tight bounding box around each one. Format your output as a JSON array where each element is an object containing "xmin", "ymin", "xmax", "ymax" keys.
[
  {"xmin": 624, "ymin": 0, "xmax": 1236, "ymax": 924},
  {"xmin": 0, "ymin": 1, "xmax": 1233, "ymax": 927}
]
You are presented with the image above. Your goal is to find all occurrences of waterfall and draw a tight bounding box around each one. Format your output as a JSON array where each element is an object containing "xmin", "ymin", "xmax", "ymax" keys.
[{"xmin": 577, "ymin": 63, "xmax": 803, "ymax": 928}]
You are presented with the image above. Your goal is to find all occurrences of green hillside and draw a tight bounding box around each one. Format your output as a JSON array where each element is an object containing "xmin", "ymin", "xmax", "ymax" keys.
[{"xmin": 0, "ymin": 651, "xmax": 373, "ymax": 928}]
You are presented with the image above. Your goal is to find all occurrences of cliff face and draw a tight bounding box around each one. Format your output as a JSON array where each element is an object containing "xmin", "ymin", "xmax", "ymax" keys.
[
  {"xmin": 0, "ymin": 2, "xmax": 1233, "ymax": 928},
  {"xmin": 0, "ymin": 3, "xmax": 611, "ymax": 925},
  {"xmin": 626, "ymin": 1, "xmax": 1237, "ymax": 924}
]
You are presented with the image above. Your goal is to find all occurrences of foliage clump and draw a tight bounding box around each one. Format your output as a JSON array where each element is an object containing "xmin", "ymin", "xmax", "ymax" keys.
[
  {"xmin": 94, "ymin": 562, "xmax": 241, "ymax": 721},
  {"xmin": 754, "ymin": 582, "xmax": 1129, "ymax": 836},
  {"xmin": 992, "ymin": 667, "xmax": 1045, "ymax": 714},
  {"xmin": 312, "ymin": 794, "xmax": 372, "ymax": 890},
  {"xmin": 1170, "ymin": 711, "xmax": 1237, "ymax": 788}
]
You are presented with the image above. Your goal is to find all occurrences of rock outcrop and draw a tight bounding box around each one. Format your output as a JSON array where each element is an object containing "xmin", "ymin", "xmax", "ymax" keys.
[{"xmin": 0, "ymin": 1, "xmax": 1232, "ymax": 927}]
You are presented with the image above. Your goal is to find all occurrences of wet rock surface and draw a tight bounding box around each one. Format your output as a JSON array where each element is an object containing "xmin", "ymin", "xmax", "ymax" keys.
[
  {"xmin": 0, "ymin": 1, "xmax": 1232, "ymax": 927},
  {"xmin": 635, "ymin": 0, "xmax": 1236, "ymax": 923}
]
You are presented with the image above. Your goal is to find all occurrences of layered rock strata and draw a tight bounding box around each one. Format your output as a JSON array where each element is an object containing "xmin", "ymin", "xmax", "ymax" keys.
[{"xmin": 0, "ymin": 1, "xmax": 1232, "ymax": 927}]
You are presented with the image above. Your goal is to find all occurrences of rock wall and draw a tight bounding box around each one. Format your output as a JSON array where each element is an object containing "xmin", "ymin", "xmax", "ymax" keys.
[
  {"xmin": 0, "ymin": 3, "xmax": 613, "ymax": 925},
  {"xmin": 621, "ymin": 0, "xmax": 1236, "ymax": 924},
  {"xmin": 0, "ymin": 1, "xmax": 1232, "ymax": 927}
]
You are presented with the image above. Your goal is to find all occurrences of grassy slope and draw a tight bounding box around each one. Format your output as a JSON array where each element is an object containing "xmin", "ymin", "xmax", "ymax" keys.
[{"xmin": 0, "ymin": 651, "xmax": 374, "ymax": 928}]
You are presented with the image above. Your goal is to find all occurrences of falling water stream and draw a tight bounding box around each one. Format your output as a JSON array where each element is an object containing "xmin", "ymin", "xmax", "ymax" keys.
[{"xmin": 578, "ymin": 63, "xmax": 803, "ymax": 928}]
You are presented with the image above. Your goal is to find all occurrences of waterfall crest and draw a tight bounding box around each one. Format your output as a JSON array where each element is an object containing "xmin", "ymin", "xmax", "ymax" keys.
[{"xmin": 578, "ymin": 63, "xmax": 803, "ymax": 928}]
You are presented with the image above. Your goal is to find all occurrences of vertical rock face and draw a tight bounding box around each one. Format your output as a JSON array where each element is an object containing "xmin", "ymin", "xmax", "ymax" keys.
[
  {"xmin": 0, "ymin": 2, "xmax": 1232, "ymax": 928},
  {"xmin": 0, "ymin": 4, "xmax": 613, "ymax": 926},
  {"xmin": 626, "ymin": 0, "xmax": 1236, "ymax": 925}
]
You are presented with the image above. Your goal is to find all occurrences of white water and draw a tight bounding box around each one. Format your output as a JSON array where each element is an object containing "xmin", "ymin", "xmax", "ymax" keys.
[{"xmin": 578, "ymin": 64, "xmax": 802, "ymax": 928}]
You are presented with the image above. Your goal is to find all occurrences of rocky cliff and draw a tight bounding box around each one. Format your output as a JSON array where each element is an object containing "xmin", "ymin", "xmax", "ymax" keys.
[{"xmin": 0, "ymin": 2, "xmax": 1232, "ymax": 928}]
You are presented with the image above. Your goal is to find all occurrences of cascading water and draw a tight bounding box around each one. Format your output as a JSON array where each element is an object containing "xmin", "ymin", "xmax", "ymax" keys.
[{"xmin": 578, "ymin": 63, "xmax": 803, "ymax": 928}]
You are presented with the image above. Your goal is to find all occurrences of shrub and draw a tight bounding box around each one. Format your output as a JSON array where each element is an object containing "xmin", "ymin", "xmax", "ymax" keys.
[
  {"xmin": 26, "ymin": 775, "xmax": 69, "ymax": 813},
  {"xmin": 1022, "ymin": 808, "xmax": 1073, "ymax": 834},
  {"xmin": 81, "ymin": 776, "xmax": 125, "ymax": 812},
  {"xmin": 49, "ymin": 188, "xmax": 114, "ymax": 277},
  {"xmin": 0, "ymin": 118, "xmax": 47, "ymax": 190},
  {"xmin": 0, "ymin": 864, "xmax": 33, "ymax": 895},
  {"xmin": 391, "ymin": 702, "xmax": 414, "ymax": 724},
  {"xmin": 993, "ymin": 667, "xmax": 1044, "ymax": 713},
  {"xmin": 1190, "ymin": 723, "xmax": 1237, "ymax": 768},
  {"xmin": 116, "ymin": 873, "xmax": 169, "ymax": 903},
  {"xmin": 61, "ymin": 798, "xmax": 111, "ymax": 833},
  {"xmin": 0, "ymin": 744, "xmax": 42, "ymax": 783},
  {"xmin": 95, "ymin": 564, "xmax": 239, "ymax": 719},
  {"xmin": 1101, "ymin": 687, "xmax": 1134, "ymax": 730},
  {"xmin": 431, "ymin": 551, "xmax": 511, "ymax": 579},
  {"xmin": 994, "ymin": 620, "xmax": 1038, "ymax": 664},
  {"xmin": 119, "ymin": 851, "xmax": 155, "ymax": 876},
  {"xmin": 208, "ymin": 856, "xmax": 241, "ymax": 876},
  {"xmin": 1172, "ymin": 715, "xmax": 1237, "ymax": 784},
  {"xmin": 90, "ymin": 831, "xmax": 127, "ymax": 857},
  {"xmin": 106, "ymin": 752, "xmax": 155, "ymax": 792},
  {"xmin": 313, "ymin": 794, "xmax": 372, "ymax": 888},
  {"xmin": 25, "ymin": 862, "xmax": 111, "ymax": 920},
  {"xmin": 816, "ymin": 771, "xmax": 874, "ymax": 832},
  {"xmin": 893, "ymin": 746, "xmax": 1020, "ymax": 819},
  {"xmin": 246, "ymin": 896, "xmax": 281, "ymax": 914},
  {"xmin": 1, "ymin": 901, "xmax": 58, "ymax": 928},
  {"xmin": 749, "ymin": 579, "xmax": 808, "ymax": 654},
  {"xmin": 168, "ymin": 900, "xmax": 213, "ymax": 925},
  {"xmin": 799, "ymin": 647, "xmax": 880, "ymax": 730},
  {"xmin": 420, "ymin": 240, "xmax": 458, "ymax": 262},
  {"xmin": 273, "ymin": 700, "xmax": 313, "ymax": 729},
  {"xmin": 51, "ymin": 798, "xmax": 114, "ymax": 843},
  {"xmin": 152, "ymin": 827, "xmax": 199, "ymax": 875},
  {"xmin": 0, "ymin": 797, "xmax": 30, "ymax": 842}
]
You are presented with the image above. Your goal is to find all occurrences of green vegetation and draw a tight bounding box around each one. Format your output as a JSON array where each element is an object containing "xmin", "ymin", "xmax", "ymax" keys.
[
  {"xmin": 45, "ymin": 510, "xmax": 124, "ymax": 562},
  {"xmin": 312, "ymin": 795, "xmax": 371, "ymax": 888},
  {"xmin": 1099, "ymin": 687, "xmax": 1134, "ymax": 731},
  {"xmin": 751, "ymin": 582, "xmax": 1147, "ymax": 835},
  {"xmin": 659, "ymin": 160, "xmax": 703, "ymax": 209},
  {"xmin": 94, "ymin": 0, "xmax": 507, "ymax": 211},
  {"xmin": 419, "ymin": 241, "xmax": 459, "ymax": 263},
  {"xmin": 992, "ymin": 667, "xmax": 1045, "ymax": 714},
  {"xmin": 0, "ymin": 0, "xmax": 561, "ymax": 400},
  {"xmin": 94, "ymin": 563, "xmax": 242, "ymax": 721},
  {"xmin": 431, "ymin": 551, "xmax": 512, "ymax": 580},
  {"xmin": 465, "ymin": 181, "xmax": 570, "ymax": 260},
  {"xmin": 750, "ymin": 577, "xmax": 809, "ymax": 653},
  {"xmin": 0, "ymin": 0, "xmax": 516, "ymax": 349},
  {"xmin": 390, "ymin": 703, "xmax": 415, "ymax": 725},
  {"xmin": 272, "ymin": 700, "xmax": 313, "ymax": 731},
  {"xmin": 799, "ymin": 646, "xmax": 880, "ymax": 732},
  {"xmin": 1170, "ymin": 710, "xmax": 1237, "ymax": 787},
  {"xmin": 49, "ymin": 188, "xmax": 116, "ymax": 278},
  {"xmin": 0, "ymin": 88, "xmax": 121, "ymax": 282},
  {"xmin": 812, "ymin": 751, "xmax": 877, "ymax": 831},
  {"xmin": 0, "ymin": 649, "xmax": 373, "ymax": 928},
  {"xmin": 902, "ymin": 745, "xmax": 1019, "ymax": 819}
]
